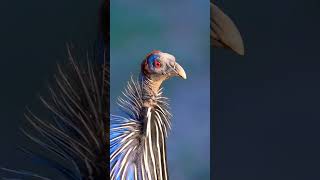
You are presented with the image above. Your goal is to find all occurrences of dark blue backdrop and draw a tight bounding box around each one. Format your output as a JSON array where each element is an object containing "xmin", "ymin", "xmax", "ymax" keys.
[
  {"xmin": 213, "ymin": 0, "xmax": 320, "ymax": 179},
  {"xmin": 0, "ymin": 0, "xmax": 103, "ymax": 179}
]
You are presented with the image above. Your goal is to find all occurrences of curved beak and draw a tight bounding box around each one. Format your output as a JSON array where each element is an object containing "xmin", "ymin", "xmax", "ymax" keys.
[
  {"xmin": 211, "ymin": 3, "xmax": 245, "ymax": 55},
  {"xmin": 174, "ymin": 62, "xmax": 187, "ymax": 80}
]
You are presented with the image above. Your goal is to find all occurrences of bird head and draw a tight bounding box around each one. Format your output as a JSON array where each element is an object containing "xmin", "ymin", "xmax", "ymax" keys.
[{"xmin": 141, "ymin": 50, "xmax": 186, "ymax": 92}]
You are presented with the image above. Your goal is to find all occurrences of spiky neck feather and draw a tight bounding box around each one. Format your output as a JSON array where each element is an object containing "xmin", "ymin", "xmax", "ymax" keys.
[{"xmin": 111, "ymin": 75, "xmax": 172, "ymax": 180}]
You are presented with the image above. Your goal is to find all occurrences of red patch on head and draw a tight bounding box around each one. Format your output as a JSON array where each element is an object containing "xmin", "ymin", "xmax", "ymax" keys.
[{"xmin": 154, "ymin": 60, "xmax": 161, "ymax": 68}]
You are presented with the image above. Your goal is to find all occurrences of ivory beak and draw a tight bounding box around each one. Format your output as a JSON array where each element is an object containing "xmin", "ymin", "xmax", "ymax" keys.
[{"xmin": 175, "ymin": 62, "xmax": 187, "ymax": 80}]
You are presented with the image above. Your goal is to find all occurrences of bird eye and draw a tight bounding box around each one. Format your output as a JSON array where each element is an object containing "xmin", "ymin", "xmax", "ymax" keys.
[{"xmin": 154, "ymin": 60, "xmax": 161, "ymax": 68}]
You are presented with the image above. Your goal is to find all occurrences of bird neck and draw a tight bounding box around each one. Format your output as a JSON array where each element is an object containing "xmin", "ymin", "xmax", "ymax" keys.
[
  {"xmin": 137, "ymin": 75, "xmax": 171, "ymax": 179},
  {"xmin": 140, "ymin": 74, "xmax": 164, "ymax": 99}
]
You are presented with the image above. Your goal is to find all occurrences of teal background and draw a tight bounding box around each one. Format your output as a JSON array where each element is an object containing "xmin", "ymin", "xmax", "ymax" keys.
[{"xmin": 111, "ymin": 1, "xmax": 210, "ymax": 179}]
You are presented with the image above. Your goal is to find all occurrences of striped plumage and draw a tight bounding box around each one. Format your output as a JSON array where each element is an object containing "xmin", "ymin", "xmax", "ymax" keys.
[
  {"xmin": 110, "ymin": 51, "xmax": 186, "ymax": 180},
  {"xmin": 1, "ymin": 47, "xmax": 109, "ymax": 180}
]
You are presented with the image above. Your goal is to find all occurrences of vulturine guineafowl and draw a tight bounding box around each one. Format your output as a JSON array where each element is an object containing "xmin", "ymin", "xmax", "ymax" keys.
[{"xmin": 110, "ymin": 50, "xmax": 186, "ymax": 180}]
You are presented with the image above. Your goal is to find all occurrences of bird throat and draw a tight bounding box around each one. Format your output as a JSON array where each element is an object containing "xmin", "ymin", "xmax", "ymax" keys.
[{"xmin": 141, "ymin": 74, "xmax": 166, "ymax": 96}]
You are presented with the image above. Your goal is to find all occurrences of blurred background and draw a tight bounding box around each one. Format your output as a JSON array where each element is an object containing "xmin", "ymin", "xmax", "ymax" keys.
[
  {"xmin": 0, "ymin": 0, "xmax": 102, "ymax": 179},
  {"xmin": 110, "ymin": 0, "xmax": 210, "ymax": 179},
  {"xmin": 214, "ymin": 0, "xmax": 320, "ymax": 179}
]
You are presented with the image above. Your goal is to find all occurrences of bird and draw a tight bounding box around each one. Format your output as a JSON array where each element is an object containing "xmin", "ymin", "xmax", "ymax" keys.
[
  {"xmin": 110, "ymin": 50, "xmax": 186, "ymax": 180},
  {"xmin": 211, "ymin": 2, "xmax": 245, "ymax": 55}
]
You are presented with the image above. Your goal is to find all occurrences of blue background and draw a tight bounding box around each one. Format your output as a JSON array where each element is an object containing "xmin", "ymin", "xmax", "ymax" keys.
[{"xmin": 110, "ymin": 1, "xmax": 210, "ymax": 179}]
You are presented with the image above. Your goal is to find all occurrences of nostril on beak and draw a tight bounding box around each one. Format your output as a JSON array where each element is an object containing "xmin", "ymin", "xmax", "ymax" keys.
[{"xmin": 170, "ymin": 61, "xmax": 175, "ymax": 67}]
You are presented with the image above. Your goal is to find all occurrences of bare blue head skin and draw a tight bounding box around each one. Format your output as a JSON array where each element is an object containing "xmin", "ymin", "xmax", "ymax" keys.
[{"xmin": 141, "ymin": 50, "xmax": 187, "ymax": 92}]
